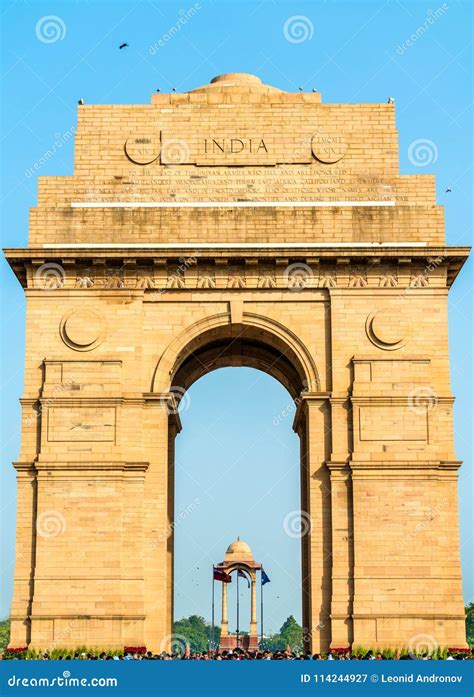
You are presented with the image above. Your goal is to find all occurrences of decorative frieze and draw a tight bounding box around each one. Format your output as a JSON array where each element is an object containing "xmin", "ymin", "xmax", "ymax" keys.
[{"xmin": 20, "ymin": 259, "xmax": 452, "ymax": 291}]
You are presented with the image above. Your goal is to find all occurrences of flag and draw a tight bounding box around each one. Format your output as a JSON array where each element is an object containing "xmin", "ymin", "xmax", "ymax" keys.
[
  {"xmin": 237, "ymin": 569, "xmax": 250, "ymax": 588},
  {"xmin": 261, "ymin": 568, "xmax": 271, "ymax": 585},
  {"xmin": 213, "ymin": 568, "xmax": 232, "ymax": 583}
]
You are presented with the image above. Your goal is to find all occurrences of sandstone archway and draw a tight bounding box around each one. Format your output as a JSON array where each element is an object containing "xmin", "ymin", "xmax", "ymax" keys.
[
  {"xmin": 152, "ymin": 311, "xmax": 321, "ymax": 398},
  {"xmin": 146, "ymin": 316, "xmax": 331, "ymax": 653},
  {"xmin": 5, "ymin": 72, "xmax": 468, "ymax": 654}
]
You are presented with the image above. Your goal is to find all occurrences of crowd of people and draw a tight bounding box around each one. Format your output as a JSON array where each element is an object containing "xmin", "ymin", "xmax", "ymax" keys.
[{"xmin": 4, "ymin": 647, "xmax": 472, "ymax": 661}]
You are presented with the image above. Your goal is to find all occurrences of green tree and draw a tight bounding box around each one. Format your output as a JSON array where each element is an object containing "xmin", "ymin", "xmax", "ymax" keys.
[
  {"xmin": 279, "ymin": 615, "xmax": 303, "ymax": 651},
  {"xmin": 466, "ymin": 603, "xmax": 474, "ymax": 647},
  {"xmin": 259, "ymin": 616, "xmax": 303, "ymax": 653},
  {"xmin": 173, "ymin": 615, "xmax": 220, "ymax": 654},
  {"xmin": 0, "ymin": 618, "xmax": 10, "ymax": 653}
]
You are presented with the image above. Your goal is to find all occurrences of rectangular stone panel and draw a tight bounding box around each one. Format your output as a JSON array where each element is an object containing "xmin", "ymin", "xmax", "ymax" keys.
[
  {"xmin": 358, "ymin": 405, "xmax": 428, "ymax": 442},
  {"xmin": 352, "ymin": 358, "xmax": 432, "ymax": 397},
  {"xmin": 371, "ymin": 359, "xmax": 430, "ymax": 385},
  {"xmin": 61, "ymin": 361, "xmax": 121, "ymax": 384},
  {"xmin": 45, "ymin": 361, "xmax": 122, "ymax": 393},
  {"xmin": 47, "ymin": 406, "xmax": 116, "ymax": 442}
]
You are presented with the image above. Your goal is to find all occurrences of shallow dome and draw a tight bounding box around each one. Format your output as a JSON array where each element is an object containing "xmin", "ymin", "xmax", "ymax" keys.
[
  {"xmin": 187, "ymin": 72, "xmax": 282, "ymax": 94},
  {"xmin": 224, "ymin": 537, "xmax": 254, "ymax": 562}
]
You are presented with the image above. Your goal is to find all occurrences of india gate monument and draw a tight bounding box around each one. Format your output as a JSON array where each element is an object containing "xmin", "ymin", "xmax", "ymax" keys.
[{"xmin": 5, "ymin": 73, "xmax": 468, "ymax": 653}]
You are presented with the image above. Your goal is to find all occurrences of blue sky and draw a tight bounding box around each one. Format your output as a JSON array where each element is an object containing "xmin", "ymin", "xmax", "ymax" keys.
[{"xmin": 0, "ymin": 0, "xmax": 472, "ymax": 634}]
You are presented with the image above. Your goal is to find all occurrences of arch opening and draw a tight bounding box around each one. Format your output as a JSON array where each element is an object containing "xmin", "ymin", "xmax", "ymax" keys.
[
  {"xmin": 154, "ymin": 317, "xmax": 321, "ymax": 652},
  {"xmin": 173, "ymin": 366, "xmax": 304, "ymax": 645},
  {"xmin": 155, "ymin": 316, "xmax": 320, "ymax": 400}
]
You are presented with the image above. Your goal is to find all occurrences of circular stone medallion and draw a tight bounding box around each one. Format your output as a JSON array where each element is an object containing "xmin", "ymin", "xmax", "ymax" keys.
[
  {"xmin": 124, "ymin": 134, "xmax": 160, "ymax": 165},
  {"xmin": 60, "ymin": 309, "xmax": 105, "ymax": 351},
  {"xmin": 311, "ymin": 133, "xmax": 348, "ymax": 164},
  {"xmin": 365, "ymin": 308, "xmax": 406, "ymax": 350}
]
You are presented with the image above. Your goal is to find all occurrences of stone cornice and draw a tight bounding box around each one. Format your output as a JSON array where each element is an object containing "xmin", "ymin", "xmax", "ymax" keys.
[
  {"xmin": 26, "ymin": 614, "xmax": 147, "ymax": 620},
  {"xmin": 292, "ymin": 392, "xmax": 331, "ymax": 432},
  {"xmin": 143, "ymin": 393, "xmax": 183, "ymax": 432},
  {"xmin": 3, "ymin": 245, "xmax": 469, "ymax": 290},
  {"xmin": 14, "ymin": 460, "xmax": 150, "ymax": 472},
  {"xmin": 349, "ymin": 461, "xmax": 462, "ymax": 478},
  {"xmin": 350, "ymin": 395, "xmax": 454, "ymax": 404},
  {"xmin": 350, "ymin": 460, "xmax": 462, "ymax": 469},
  {"xmin": 4, "ymin": 244, "xmax": 470, "ymax": 260}
]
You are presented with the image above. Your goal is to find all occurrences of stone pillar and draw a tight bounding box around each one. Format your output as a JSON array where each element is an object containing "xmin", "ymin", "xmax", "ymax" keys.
[
  {"xmin": 348, "ymin": 346, "xmax": 467, "ymax": 649},
  {"xmin": 327, "ymin": 394, "xmax": 354, "ymax": 649},
  {"xmin": 351, "ymin": 461, "xmax": 467, "ymax": 648},
  {"xmin": 249, "ymin": 572, "xmax": 257, "ymax": 637},
  {"xmin": 8, "ymin": 463, "xmax": 37, "ymax": 648},
  {"xmin": 26, "ymin": 458, "xmax": 147, "ymax": 650},
  {"xmin": 327, "ymin": 462, "xmax": 353, "ymax": 649},
  {"xmin": 221, "ymin": 581, "xmax": 228, "ymax": 637},
  {"xmin": 142, "ymin": 393, "xmax": 181, "ymax": 652},
  {"xmin": 294, "ymin": 394, "xmax": 332, "ymax": 654}
]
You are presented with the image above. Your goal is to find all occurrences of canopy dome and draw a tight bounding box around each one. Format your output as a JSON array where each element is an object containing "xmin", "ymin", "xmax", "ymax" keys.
[{"xmin": 224, "ymin": 537, "xmax": 254, "ymax": 563}]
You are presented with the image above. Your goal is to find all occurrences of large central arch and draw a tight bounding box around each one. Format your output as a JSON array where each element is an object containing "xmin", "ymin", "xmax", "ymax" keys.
[
  {"xmin": 152, "ymin": 312, "xmax": 320, "ymax": 398},
  {"xmin": 148, "ymin": 311, "xmax": 331, "ymax": 653}
]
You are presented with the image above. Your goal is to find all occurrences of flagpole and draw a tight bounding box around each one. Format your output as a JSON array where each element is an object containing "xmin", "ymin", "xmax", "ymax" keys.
[
  {"xmin": 260, "ymin": 567, "xmax": 264, "ymax": 647},
  {"xmin": 236, "ymin": 565, "xmax": 240, "ymax": 649},
  {"xmin": 211, "ymin": 565, "xmax": 215, "ymax": 654}
]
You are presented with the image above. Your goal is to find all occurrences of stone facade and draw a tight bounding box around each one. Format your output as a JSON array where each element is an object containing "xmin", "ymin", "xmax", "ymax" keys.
[{"xmin": 5, "ymin": 73, "xmax": 468, "ymax": 652}]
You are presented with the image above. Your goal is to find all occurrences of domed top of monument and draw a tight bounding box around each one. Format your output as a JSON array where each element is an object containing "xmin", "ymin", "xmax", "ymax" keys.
[
  {"xmin": 211, "ymin": 73, "xmax": 263, "ymax": 85},
  {"xmin": 224, "ymin": 537, "xmax": 254, "ymax": 562},
  {"xmin": 188, "ymin": 72, "xmax": 282, "ymax": 94}
]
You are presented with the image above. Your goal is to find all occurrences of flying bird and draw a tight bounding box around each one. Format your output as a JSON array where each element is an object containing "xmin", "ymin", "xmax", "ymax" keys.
[
  {"xmin": 445, "ymin": 187, "xmax": 452, "ymax": 193},
  {"xmin": 119, "ymin": 43, "xmax": 129, "ymax": 50}
]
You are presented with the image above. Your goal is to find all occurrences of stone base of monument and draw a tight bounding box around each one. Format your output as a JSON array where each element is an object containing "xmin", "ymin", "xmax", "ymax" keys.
[{"xmin": 219, "ymin": 634, "xmax": 259, "ymax": 652}]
